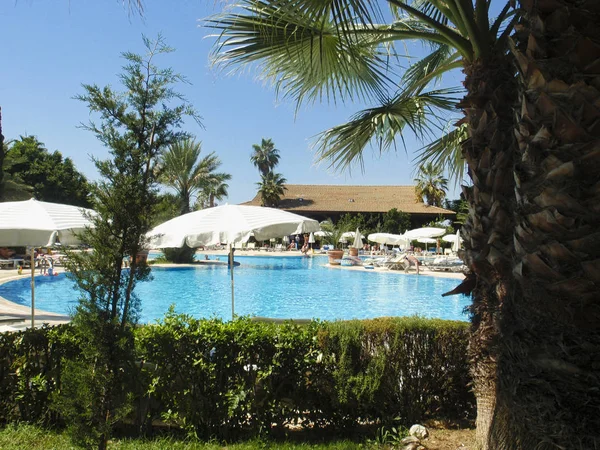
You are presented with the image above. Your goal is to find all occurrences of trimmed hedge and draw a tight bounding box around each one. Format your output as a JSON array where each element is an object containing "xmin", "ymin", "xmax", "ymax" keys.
[{"xmin": 0, "ymin": 315, "xmax": 474, "ymax": 439}]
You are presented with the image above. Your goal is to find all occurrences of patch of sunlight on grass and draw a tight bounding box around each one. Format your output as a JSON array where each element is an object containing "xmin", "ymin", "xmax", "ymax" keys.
[{"xmin": 0, "ymin": 425, "xmax": 368, "ymax": 450}]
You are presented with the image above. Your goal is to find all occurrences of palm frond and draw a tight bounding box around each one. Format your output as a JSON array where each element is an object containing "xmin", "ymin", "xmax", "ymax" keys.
[
  {"xmin": 413, "ymin": 123, "xmax": 467, "ymax": 186},
  {"xmin": 315, "ymin": 87, "xmax": 461, "ymax": 172},
  {"xmin": 208, "ymin": 2, "xmax": 399, "ymax": 105},
  {"xmin": 400, "ymin": 44, "xmax": 462, "ymax": 93},
  {"xmin": 410, "ymin": 0, "xmax": 451, "ymax": 28}
]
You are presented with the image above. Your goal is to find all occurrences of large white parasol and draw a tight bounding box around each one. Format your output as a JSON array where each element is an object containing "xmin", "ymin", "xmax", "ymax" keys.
[
  {"xmin": 404, "ymin": 227, "xmax": 446, "ymax": 240},
  {"xmin": 368, "ymin": 233, "xmax": 410, "ymax": 247},
  {"xmin": 147, "ymin": 204, "xmax": 320, "ymax": 319},
  {"xmin": 0, "ymin": 199, "xmax": 96, "ymax": 328}
]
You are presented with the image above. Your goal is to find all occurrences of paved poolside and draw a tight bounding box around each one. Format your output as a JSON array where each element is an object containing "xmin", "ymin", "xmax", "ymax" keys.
[{"xmin": 0, "ymin": 251, "xmax": 464, "ymax": 331}]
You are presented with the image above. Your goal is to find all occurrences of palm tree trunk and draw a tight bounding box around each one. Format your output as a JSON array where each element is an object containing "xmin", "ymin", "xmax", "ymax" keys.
[
  {"xmin": 505, "ymin": 1, "xmax": 600, "ymax": 448},
  {"xmin": 458, "ymin": 55, "xmax": 520, "ymax": 449}
]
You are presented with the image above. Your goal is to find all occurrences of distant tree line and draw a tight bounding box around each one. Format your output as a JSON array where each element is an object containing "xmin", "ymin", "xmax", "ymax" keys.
[{"xmin": 0, "ymin": 135, "xmax": 92, "ymax": 207}]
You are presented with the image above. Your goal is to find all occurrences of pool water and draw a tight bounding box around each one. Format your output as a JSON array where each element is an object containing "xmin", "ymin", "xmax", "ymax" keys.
[{"xmin": 0, "ymin": 256, "xmax": 470, "ymax": 323}]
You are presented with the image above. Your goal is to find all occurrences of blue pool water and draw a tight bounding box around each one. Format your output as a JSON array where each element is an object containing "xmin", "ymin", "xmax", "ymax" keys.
[{"xmin": 0, "ymin": 256, "xmax": 469, "ymax": 323}]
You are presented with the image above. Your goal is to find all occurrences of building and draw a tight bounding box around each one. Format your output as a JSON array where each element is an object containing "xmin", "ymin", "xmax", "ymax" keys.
[{"xmin": 243, "ymin": 185, "xmax": 455, "ymax": 225}]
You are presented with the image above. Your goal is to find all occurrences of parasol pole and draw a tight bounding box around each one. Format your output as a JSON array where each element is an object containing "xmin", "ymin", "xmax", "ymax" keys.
[
  {"xmin": 30, "ymin": 247, "xmax": 35, "ymax": 328},
  {"xmin": 229, "ymin": 244, "xmax": 235, "ymax": 320}
]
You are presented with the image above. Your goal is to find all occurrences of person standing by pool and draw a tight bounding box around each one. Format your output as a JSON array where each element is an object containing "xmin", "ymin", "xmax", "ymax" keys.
[
  {"xmin": 40, "ymin": 254, "xmax": 49, "ymax": 275},
  {"xmin": 301, "ymin": 234, "xmax": 310, "ymax": 255}
]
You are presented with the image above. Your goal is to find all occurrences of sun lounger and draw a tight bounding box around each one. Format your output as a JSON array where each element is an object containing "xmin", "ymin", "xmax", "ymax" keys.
[
  {"xmin": 0, "ymin": 258, "xmax": 26, "ymax": 269},
  {"xmin": 0, "ymin": 258, "xmax": 14, "ymax": 269},
  {"xmin": 427, "ymin": 256, "xmax": 466, "ymax": 272},
  {"xmin": 384, "ymin": 255, "xmax": 408, "ymax": 271}
]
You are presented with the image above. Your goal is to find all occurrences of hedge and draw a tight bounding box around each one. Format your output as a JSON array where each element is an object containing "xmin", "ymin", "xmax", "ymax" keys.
[{"xmin": 0, "ymin": 314, "xmax": 474, "ymax": 439}]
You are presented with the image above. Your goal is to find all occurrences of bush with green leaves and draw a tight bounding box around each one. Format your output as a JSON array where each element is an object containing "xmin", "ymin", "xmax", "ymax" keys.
[{"xmin": 0, "ymin": 315, "xmax": 474, "ymax": 440}]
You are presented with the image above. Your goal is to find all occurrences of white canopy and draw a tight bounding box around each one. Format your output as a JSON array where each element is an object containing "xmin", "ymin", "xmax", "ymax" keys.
[
  {"xmin": 442, "ymin": 234, "xmax": 461, "ymax": 243},
  {"xmin": 417, "ymin": 237, "xmax": 437, "ymax": 244},
  {"xmin": 339, "ymin": 231, "xmax": 365, "ymax": 243},
  {"xmin": 442, "ymin": 230, "xmax": 463, "ymax": 252},
  {"xmin": 314, "ymin": 230, "xmax": 330, "ymax": 238},
  {"xmin": 147, "ymin": 205, "xmax": 320, "ymax": 320},
  {"xmin": 351, "ymin": 228, "xmax": 363, "ymax": 249},
  {"xmin": 368, "ymin": 233, "xmax": 410, "ymax": 246},
  {"xmin": 0, "ymin": 199, "xmax": 95, "ymax": 247},
  {"xmin": 403, "ymin": 227, "xmax": 446, "ymax": 240},
  {"xmin": 0, "ymin": 199, "xmax": 96, "ymax": 329},
  {"xmin": 148, "ymin": 204, "xmax": 320, "ymax": 248}
]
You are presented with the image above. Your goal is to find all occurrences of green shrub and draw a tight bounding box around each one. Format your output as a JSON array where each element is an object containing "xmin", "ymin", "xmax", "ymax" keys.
[
  {"xmin": 0, "ymin": 315, "xmax": 474, "ymax": 439},
  {"xmin": 0, "ymin": 324, "xmax": 79, "ymax": 425},
  {"xmin": 317, "ymin": 317, "xmax": 473, "ymax": 425}
]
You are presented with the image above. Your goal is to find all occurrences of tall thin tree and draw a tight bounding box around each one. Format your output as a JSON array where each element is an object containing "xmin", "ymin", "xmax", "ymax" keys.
[
  {"xmin": 208, "ymin": 2, "xmax": 521, "ymax": 447},
  {"xmin": 160, "ymin": 138, "xmax": 229, "ymax": 214},
  {"xmin": 257, "ymin": 171, "xmax": 287, "ymax": 207},
  {"xmin": 414, "ymin": 162, "xmax": 448, "ymax": 207},
  {"xmin": 250, "ymin": 138, "xmax": 280, "ymax": 176},
  {"xmin": 56, "ymin": 35, "xmax": 199, "ymax": 450}
]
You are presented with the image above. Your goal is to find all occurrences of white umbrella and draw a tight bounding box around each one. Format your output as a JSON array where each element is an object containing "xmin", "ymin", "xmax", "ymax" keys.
[
  {"xmin": 442, "ymin": 231, "xmax": 463, "ymax": 252},
  {"xmin": 351, "ymin": 228, "xmax": 363, "ymax": 249},
  {"xmin": 147, "ymin": 204, "xmax": 320, "ymax": 319},
  {"xmin": 442, "ymin": 234, "xmax": 459, "ymax": 243},
  {"xmin": 314, "ymin": 230, "xmax": 330, "ymax": 237},
  {"xmin": 340, "ymin": 231, "xmax": 365, "ymax": 244},
  {"xmin": 417, "ymin": 237, "xmax": 437, "ymax": 252},
  {"xmin": 368, "ymin": 233, "xmax": 410, "ymax": 246},
  {"xmin": 453, "ymin": 229, "xmax": 461, "ymax": 253},
  {"xmin": 404, "ymin": 227, "xmax": 446, "ymax": 240},
  {"xmin": 0, "ymin": 199, "xmax": 96, "ymax": 328}
]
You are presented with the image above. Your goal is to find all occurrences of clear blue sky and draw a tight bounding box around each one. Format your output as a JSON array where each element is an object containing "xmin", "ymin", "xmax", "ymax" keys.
[{"xmin": 2, "ymin": 0, "xmax": 462, "ymax": 204}]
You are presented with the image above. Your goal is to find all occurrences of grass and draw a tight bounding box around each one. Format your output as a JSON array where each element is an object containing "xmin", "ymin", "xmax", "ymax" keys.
[{"xmin": 0, "ymin": 424, "xmax": 370, "ymax": 450}]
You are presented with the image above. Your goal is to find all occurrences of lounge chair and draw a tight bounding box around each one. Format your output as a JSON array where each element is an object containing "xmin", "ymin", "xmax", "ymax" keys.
[
  {"xmin": 427, "ymin": 256, "xmax": 466, "ymax": 272},
  {"xmin": 0, "ymin": 258, "xmax": 14, "ymax": 269},
  {"xmin": 384, "ymin": 254, "xmax": 408, "ymax": 271}
]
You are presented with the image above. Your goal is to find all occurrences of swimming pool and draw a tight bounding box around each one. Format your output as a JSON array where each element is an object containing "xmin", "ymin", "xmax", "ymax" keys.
[{"xmin": 0, "ymin": 256, "xmax": 470, "ymax": 323}]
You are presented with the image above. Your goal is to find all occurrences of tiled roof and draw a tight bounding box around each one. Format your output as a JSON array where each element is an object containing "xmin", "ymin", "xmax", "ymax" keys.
[{"xmin": 242, "ymin": 185, "xmax": 455, "ymax": 215}]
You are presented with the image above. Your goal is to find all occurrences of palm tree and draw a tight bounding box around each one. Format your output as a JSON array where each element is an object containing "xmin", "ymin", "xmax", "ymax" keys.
[
  {"xmin": 496, "ymin": 3, "xmax": 599, "ymax": 448},
  {"xmin": 250, "ymin": 138, "xmax": 280, "ymax": 176},
  {"xmin": 414, "ymin": 162, "xmax": 448, "ymax": 207},
  {"xmin": 208, "ymin": 1, "xmax": 530, "ymax": 447},
  {"xmin": 256, "ymin": 172, "xmax": 287, "ymax": 207},
  {"xmin": 159, "ymin": 139, "xmax": 230, "ymax": 215},
  {"xmin": 198, "ymin": 175, "xmax": 231, "ymax": 209}
]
